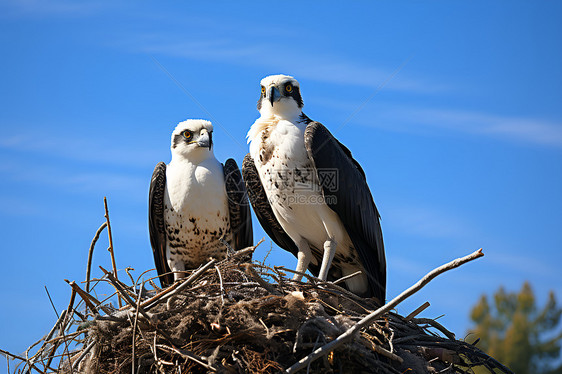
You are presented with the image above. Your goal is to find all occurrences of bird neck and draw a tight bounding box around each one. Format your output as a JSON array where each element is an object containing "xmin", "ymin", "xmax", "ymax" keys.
[
  {"xmin": 170, "ymin": 148, "xmax": 215, "ymax": 167},
  {"xmin": 259, "ymin": 100, "xmax": 303, "ymax": 123}
]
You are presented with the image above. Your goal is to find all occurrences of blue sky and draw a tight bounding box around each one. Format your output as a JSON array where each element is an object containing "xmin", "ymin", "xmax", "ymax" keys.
[{"xmin": 1, "ymin": 1, "xmax": 561, "ymax": 369}]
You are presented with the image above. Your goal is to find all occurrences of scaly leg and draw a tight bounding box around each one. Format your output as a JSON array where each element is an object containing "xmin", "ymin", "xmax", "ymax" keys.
[
  {"xmin": 169, "ymin": 260, "xmax": 186, "ymax": 282},
  {"xmin": 293, "ymin": 238, "xmax": 312, "ymax": 281},
  {"xmin": 318, "ymin": 239, "xmax": 337, "ymax": 281}
]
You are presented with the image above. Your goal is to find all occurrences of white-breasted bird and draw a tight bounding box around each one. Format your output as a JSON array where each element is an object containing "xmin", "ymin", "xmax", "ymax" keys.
[
  {"xmin": 243, "ymin": 75, "xmax": 386, "ymax": 303},
  {"xmin": 149, "ymin": 119, "xmax": 252, "ymax": 287}
]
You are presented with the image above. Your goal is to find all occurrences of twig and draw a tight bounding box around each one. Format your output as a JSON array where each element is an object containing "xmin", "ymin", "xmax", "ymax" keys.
[
  {"xmin": 43, "ymin": 286, "xmax": 72, "ymax": 372},
  {"xmin": 362, "ymin": 338, "xmax": 403, "ymax": 363},
  {"xmin": 152, "ymin": 335, "xmax": 164, "ymax": 374},
  {"xmin": 37, "ymin": 310, "xmax": 66, "ymax": 372},
  {"xmin": 65, "ymin": 280, "xmax": 103, "ymax": 315},
  {"xmin": 44, "ymin": 286, "xmax": 60, "ymax": 319},
  {"xmin": 135, "ymin": 268, "xmax": 158, "ymax": 291},
  {"xmin": 215, "ymin": 265, "xmax": 225, "ymax": 305},
  {"xmin": 125, "ymin": 267, "xmax": 136, "ymax": 293},
  {"xmin": 232, "ymin": 238, "xmax": 264, "ymax": 259},
  {"xmin": 230, "ymin": 245, "xmax": 257, "ymax": 259},
  {"xmin": 62, "ymin": 287, "xmax": 77, "ymax": 330},
  {"xmin": 316, "ymin": 279, "xmax": 372, "ymax": 307},
  {"xmin": 155, "ymin": 344, "xmax": 218, "ymax": 372},
  {"xmin": 332, "ymin": 271, "xmax": 362, "ymax": 285},
  {"xmin": 259, "ymin": 318, "xmax": 270, "ymax": 337},
  {"xmin": 412, "ymin": 318, "xmax": 456, "ymax": 340},
  {"xmin": 132, "ymin": 282, "xmax": 144, "ymax": 374},
  {"xmin": 101, "ymin": 266, "xmax": 179, "ymax": 349},
  {"xmin": 136, "ymin": 280, "xmax": 182, "ymax": 310},
  {"xmin": 59, "ymin": 286, "xmax": 78, "ymax": 371},
  {"xmin": 285, "ymin": 248, "xmax": 484, "ymax": 374},
  {"xmin": 103, "ymin": 196, "xmax": 121, "ymax": 308},
  {"xmin": 405, "ymin": 301, "xmax": 430, "ymax": 322},
  {"xmin": 86, "ymin": 222, "xmax": 107, "ymax": 293},
  {"xmin": 274, "ymin": 266, "xmax": 317, "ymax": 284},
  {"xmin": 314, "ymin": 287, "xmax": 372, "ymax": 314},
  {"xmin": 40, "ymin": 331, "xmax": 83, "ymax": 347},
  {"xmin": 244, "ymin": 264, "xmax": 280, "ymax": 295},
  {"xmin": 388, "ymin": 329, "xmax": 395, "ymax": 354},
  {"xmin": 143, "ymin": 259, "xmax": 216, "ymax": 311},
  {"xmin": 99, "ymin": 266, "xmax": 153, "ymax": 323},
  {"xmin": 261, "ymin": 240, "xmax": 274, "ymax": 265},
  {"xmin": 70, "ymin": 340, "xmax": 95, "ymax": 371},
  {"xmin": 0, "ymin": 349, "xmax": 45, "ymax": 374},
  {"xmin": 33, "ymin": 307, "xmax": 69, "ymax": 363}
]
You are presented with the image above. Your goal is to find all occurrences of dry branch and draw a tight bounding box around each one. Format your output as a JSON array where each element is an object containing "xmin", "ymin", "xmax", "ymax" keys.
[
  {"xmin": 405, "ymin": 301, "xmax": 431, "ymax": 322},
  {"xmin": 103, "ymin": 196, "xmax": 121, "ymax": 308},
  {"xmin": 86, "ymin": 222, "xmax": 107, "ymax": 293},
  {"xmin": 285, "ymin": 248, "xmax": 484, "ymax": 374}
]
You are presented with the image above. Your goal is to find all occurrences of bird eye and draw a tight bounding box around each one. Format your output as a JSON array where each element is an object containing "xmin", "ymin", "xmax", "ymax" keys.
[
  {"xmin": 285, "ymin": 83, "xmax": 293, "ymax": 93},
  {"xmin": 182, "ymin": 130, "xmax": 192, "ymax": 140},
  {"xmin": 261, "ymin": 86, "xmax": 266, "ymax": 95}
]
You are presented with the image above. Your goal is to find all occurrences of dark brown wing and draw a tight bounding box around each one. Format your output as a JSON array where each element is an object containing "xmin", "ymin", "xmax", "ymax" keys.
[
  {"xmin": 223, "ymin": 158, "xmax": 253, "ymax": 249},
  {"xmin": 304, "ymin": 121, "xmax": 386, "ymax": 303},
  {"xmin": 148, "ymin": 162, "xmax": 174, "ymax": 288}
]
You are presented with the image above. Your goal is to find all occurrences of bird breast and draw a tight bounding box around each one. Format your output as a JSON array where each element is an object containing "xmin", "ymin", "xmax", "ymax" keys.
[
  {"xmin": 163, "ymin": 158, "xmax": 231, "ymax": 266},
  {"xmin": 250, "ymin": 117, "xmax": 356, "ymax": 266}
]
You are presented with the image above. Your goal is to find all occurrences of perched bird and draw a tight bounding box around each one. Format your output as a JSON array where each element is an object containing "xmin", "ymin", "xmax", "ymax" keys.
[
  {"xmin": 149, "ymin": 119, "xmax": 253, "ymax": 287},
  {"xmin": 243, "ymin": 75, "xmax": 386, "ymax": 303}
]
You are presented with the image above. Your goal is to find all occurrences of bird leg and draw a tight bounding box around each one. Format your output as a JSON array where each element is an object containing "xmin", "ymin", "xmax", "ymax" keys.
[
  {"xmin": 293, "ymin": 238, "xmax": 312, "ymax": 281},
  {"xmin": 318, "ymin": 239, "xmax": 337, "ymax": 281},
  {"xmin": 169, "ymin": 261, "xmax": 186, "ymax": 282}
]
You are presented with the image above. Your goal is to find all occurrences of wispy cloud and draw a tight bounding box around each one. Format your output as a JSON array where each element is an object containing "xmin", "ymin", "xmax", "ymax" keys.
[
  {"xmin": 406, "ymin": 108, "xmax": 562, "ymax": 146},
  {"xmin": 485, "ymin": 250, "xmax": 560, "ymax": 281},
  {"xmin": 384, "ymin": 204, "xmax": 473, "ymax": 239},
  {"xmin": 0, "ymin": 196, "xmax": 41, "ymax": 216},
  {"xmin": 0, "ymin": 131, "xmax": 162, "ymax": 168},
  {"xmin": 348, "ymin": 103, "xmax": 562, "ymax": 148},
  {"xmin": 387, "ymin": 255, "xmax": 429, "ymax": 277},
  {"xmin": 120, "ymin": 34, "xmax": 442, "ymax": 94},
  {"xmin": 0, "ymin": 160, "xmax": 146, "ymax": 196}
]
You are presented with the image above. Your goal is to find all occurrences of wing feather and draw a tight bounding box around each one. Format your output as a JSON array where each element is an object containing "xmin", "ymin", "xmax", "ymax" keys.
[
  {"xmin": 148, "ymin": 162, "xmax": 174, "ymax": 288},
  {"xmin": 304, "ymin": 122, "xmax": 386, "ymax": 303},
  {"xmin": 223, "ymin": 158, "xmax": 253, "ymax": 249}
]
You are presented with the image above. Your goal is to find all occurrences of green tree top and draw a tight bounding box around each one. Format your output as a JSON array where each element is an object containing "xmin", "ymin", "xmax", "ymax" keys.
[{"xmin": 467, "ymin": 281, "xmax": 562, "ymax": 374}]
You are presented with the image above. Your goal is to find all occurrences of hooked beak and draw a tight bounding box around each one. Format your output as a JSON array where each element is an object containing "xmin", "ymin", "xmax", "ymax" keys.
[
  {"xmin": 196, "ymin": 130, "xmax": 212, "ymax": 150},
  {"xmin": 266, "ymin": 85, "xmax": 281, "ymax": 106}
]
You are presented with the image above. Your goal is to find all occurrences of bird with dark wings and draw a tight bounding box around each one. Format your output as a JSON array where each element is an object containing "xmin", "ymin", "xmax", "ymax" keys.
[
  {"xmin": 243, "ymin": 75, "xmax": 386, "ymax": 304},
  {"xmin": 149, "ymin": 119, "xmax": 253, "ymax": 288}
]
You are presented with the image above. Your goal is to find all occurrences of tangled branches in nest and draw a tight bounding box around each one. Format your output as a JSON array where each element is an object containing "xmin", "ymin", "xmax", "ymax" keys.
[{"xmin": 3, "ymin": 243, "xmax": 512, "ymax": 374}]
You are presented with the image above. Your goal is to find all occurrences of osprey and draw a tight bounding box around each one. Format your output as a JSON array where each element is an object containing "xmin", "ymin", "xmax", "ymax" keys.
[
  {"xmin": 243, "ymin": 75, "xmax": 386, "ymax": 303},
  {"xmin": 149, "ymin": 119, "xmax": 253, "ymax": 287}
]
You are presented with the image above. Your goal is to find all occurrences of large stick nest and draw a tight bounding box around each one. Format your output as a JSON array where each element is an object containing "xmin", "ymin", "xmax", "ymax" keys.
[{"xmin": 4, "ymin": 244, "xmax": 513, "ymax": 374}]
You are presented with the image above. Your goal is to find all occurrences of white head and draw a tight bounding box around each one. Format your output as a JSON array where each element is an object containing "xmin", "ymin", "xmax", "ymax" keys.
[
  {"xmin": 170, "ymin": 119, "xmax": 214, "ymax": 163},
  {"xmin": 257, "ymin": 74, "xmax": 304, "ymax": 119}
]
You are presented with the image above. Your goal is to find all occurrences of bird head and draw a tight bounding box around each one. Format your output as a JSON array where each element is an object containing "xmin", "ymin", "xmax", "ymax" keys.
[
  {"xmin": 170, "ymin": 119, "xmax": 214, "ymax": 161},
  {"xmin": 257, "ymin": 74, "xmax": 303, "ymax": 119}
]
